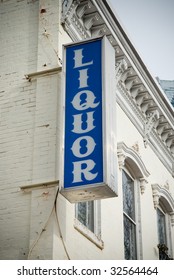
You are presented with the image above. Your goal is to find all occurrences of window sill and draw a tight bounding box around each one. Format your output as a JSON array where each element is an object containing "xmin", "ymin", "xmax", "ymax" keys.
[{"xmin": 74, "ymin": 219, "xmax": 104, "ymax": 250}]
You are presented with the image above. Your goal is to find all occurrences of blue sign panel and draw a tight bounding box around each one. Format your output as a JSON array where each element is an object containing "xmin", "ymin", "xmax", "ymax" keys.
[{"xmin": 64, "ymin": 39, "xmax": 103, "ymax": 189}]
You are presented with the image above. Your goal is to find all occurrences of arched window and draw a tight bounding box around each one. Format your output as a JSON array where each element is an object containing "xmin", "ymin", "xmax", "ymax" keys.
[
  {"xmin": 152, "ymin": 184, "xmax": 174, "ymax": 259},
  {"xmin": 117, "ymin": 142, "xmax": 150, "ymax": 194},
  {"xmin": 157, "ymin": 207, "xmax": 167, "ymax": 245},
  {"xmin": 117, "ymin": 142, "xmax": 150, "ymax": 259},
  {"xmin": 122, "ymin": 169, "xmax": 137, "ymax": 259}
]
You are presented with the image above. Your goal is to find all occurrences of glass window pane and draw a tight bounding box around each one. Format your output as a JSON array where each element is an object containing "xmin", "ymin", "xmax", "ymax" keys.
[
  {"xmin": 122, "ymin": 170, "xmax": 137, "ymax": 260},
  {"xmin": 157, "ymin": 208, "xmax": 167, "ymax": 245},
  {"xmin": 87, "ymin": 201, "xmax": 94, "ymax": 232},
  {"xmin": 77, "ymin": 202, "xmax": 87, "ymax": 227},
  {"xmin": 76, "ymin": 201, "xmax": 94, "ymax": 233},
  {"xmin": 122, "ymin": 171, "xmax": 135, "ymax": 221},
  {"xmin": 124, "ymin": 214, "xmax": 137, "ymax": 260}
]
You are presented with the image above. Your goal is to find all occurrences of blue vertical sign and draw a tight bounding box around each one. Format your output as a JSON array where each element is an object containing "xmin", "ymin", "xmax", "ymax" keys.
[{"xmin": 64, "ymin": 39, "xmax": 103, "ymax": 189}]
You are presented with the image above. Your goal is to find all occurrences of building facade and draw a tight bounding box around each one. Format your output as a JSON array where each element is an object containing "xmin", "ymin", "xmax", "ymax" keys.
[{"xmin": 0, "ymin": 0, "xmax": 174, "ymax": 260}]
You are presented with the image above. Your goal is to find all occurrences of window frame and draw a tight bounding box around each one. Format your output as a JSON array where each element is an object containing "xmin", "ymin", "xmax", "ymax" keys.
[
  {"xmin": 157, "ymin": 206, "xmax": 167, "ymax": 245},
  {"xmin": 74, "ymin": 200, "xmax": 103, "ymax": 249},
  {"xmin": 117, "ymin": 142, "xmax": 149, "ymax": 260},
  {"xmin": 157, "ymin": 202, "xmax": 173, "ymax": 257},
  {"xmin": 152, "ymin": 183, "xmax": 174, "ymax": 259},
  {"xmin": 122, "ymin": 168, "xmax": 142, "ymax": 260},
  {"xmin": 75, "ymin": 201, "xmax": 95, "ymax": 233}
]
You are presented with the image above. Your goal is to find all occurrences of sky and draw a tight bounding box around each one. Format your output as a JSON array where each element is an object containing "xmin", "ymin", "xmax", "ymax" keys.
[{"xmin": 108, "ymin": 0, "xmax": 174, "ymax": 80}]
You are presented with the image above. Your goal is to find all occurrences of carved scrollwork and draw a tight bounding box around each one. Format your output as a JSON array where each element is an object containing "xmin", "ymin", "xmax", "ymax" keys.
[
  {"xmin": 144, "ymin": 110, "xmax": 160, "ymax": 147},
  {"xmin": 115, "ymin": 58, "xmax": 128, "ymax": 82}
]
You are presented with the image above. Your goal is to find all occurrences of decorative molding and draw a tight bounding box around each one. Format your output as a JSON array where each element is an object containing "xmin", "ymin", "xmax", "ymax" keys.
[
  {"xmin": 171, "ymin": 212, "xmax": 174, "ymax": 227},
  {"xmin": 76, "ymin": 0, "xmax": 93, "ymax": 19},
  {"xmin": 83, "ymin": 12, "xmax": 100, "ymax": 30},
  {"xmin": 139, "ymin": 178, "xmax": 148, "ymax": 195},
  {"xmin": 151, "ymin": 184, "xmax": 160, "ymax": 209},
  {"xmin": 117, "ymin": 142, "xmax": 150, "ymax": 194},
  {"xmin": 163, "ymin": 181, "xmax": 170, "ymax": 191},
  {"xmin": 131, "ymin": 142, "xmax": 140, "ymax": 153},
  {"xmin": 151, "ymin": 184, "xmax": 174, "ymax": 226},
  {"xmin": 62, "ymin": 0, "xmax": 77, "ymax": 21},
  {"xmin": 151, "ymin": 128, "xmax": 174, "ymax": 171},
  {"xmin": 117, "ymin": 152, "xmax": 126, "ymax": 170},
  {"xmin": 144, "ymin": 110, "xmax": 160, "ymax": 147},
  {"xmin": 91, "ymin": 23, "xmax": 109, "ymax": 37},
  {"xmin": 117, "ymin": 81, "xmax": 145, "ymax": 124},
  {"xmin": 117, "ymin": 69, "xmax": 174, "ymax": 177},
  {"xmin": 115, "ymin": 58, "xmax": 128, "ymax": 82},
  {"xmin": 117, "ymin": 142, "xmax": 150, "ymax": 177},
  {"xmin": 71, "ymin": 12, "xmax": 90, "ymax": 39}
]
